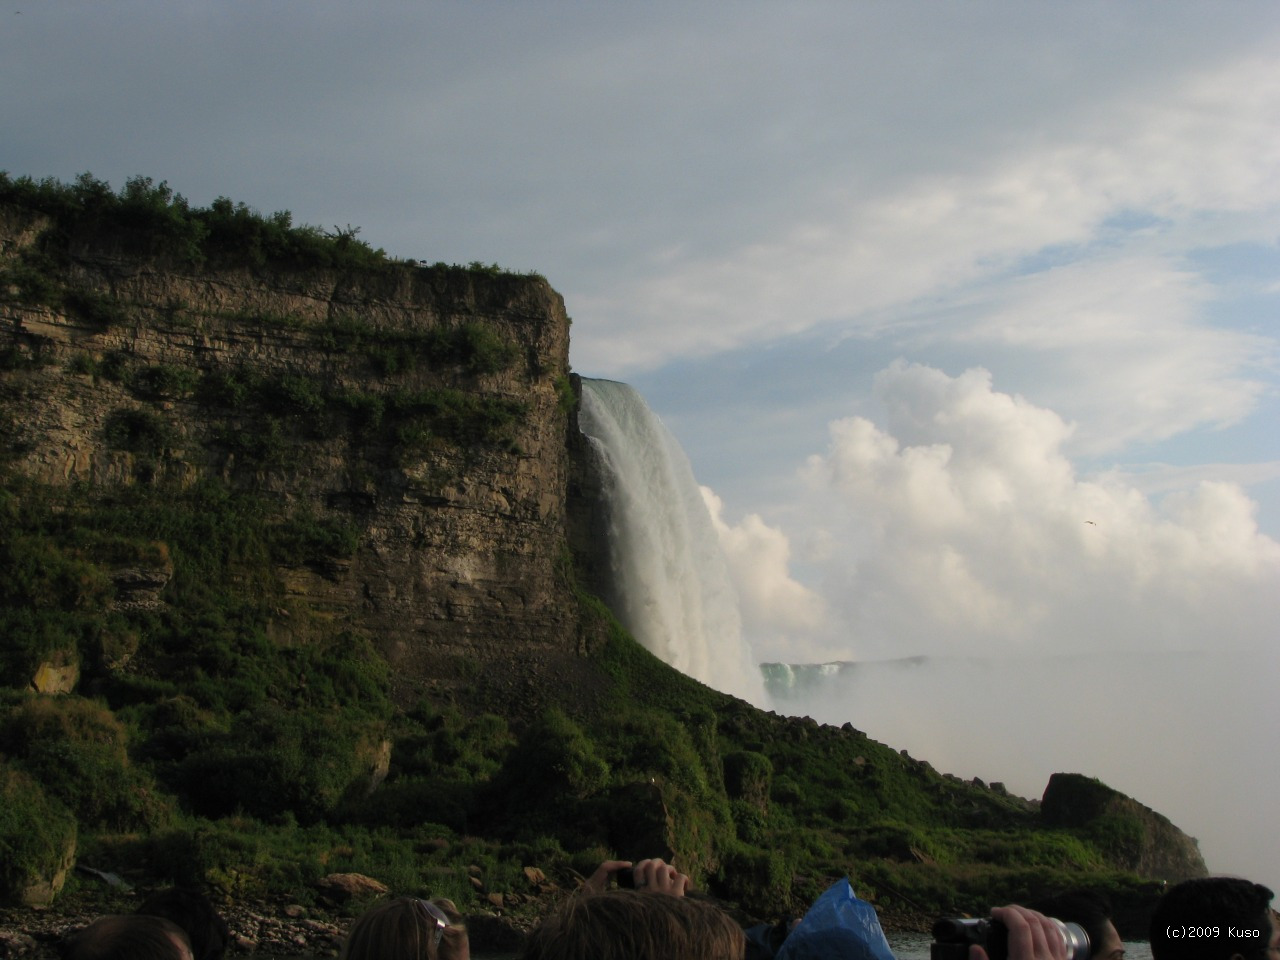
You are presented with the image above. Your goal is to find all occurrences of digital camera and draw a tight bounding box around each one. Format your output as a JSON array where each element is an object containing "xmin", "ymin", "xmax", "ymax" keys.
[{"xmin": 930, "ymin": 916, "xmax": 1091, "ymax": 960}]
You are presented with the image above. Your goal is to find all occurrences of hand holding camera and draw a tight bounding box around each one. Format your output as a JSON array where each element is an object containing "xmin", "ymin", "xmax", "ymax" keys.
[
  {"xmin": 582, "ymin": 858, "xmax": 692, "ymax": 897},
  {"xmin": 932, "ymin": 905, "xmax": 1087, "ymax": 960}
]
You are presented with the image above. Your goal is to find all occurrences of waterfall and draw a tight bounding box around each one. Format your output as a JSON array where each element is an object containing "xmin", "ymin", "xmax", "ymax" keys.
[
  {"xmin": 760, "ymin": 660, "xmax": 852, "ymax": 699},
  {"xmin": 577, "ymin": 378, "xmax": 766, "ymax": 704}
]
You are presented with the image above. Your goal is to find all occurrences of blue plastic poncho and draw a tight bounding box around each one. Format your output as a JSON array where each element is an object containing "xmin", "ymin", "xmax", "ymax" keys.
[{"xmin": 773, "ymin": 877, "xmax": 896, "ymax": 960}]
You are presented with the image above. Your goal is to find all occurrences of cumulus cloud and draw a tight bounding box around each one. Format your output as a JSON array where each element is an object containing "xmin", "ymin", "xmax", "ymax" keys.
[
  {"xmin": 700, "ymin": 487, "xmax": 830, "ymax": 662},
  {"xmin": 796, "ymin": 361, "xmax": 1280, "ymax": 659},
  {"xmin": 756, "ymin": 359, "xmax": 1280, "ymax": 888},
  {"xmin": 770, "ymin": 362, "xmax": 1280, "ymax": 890}
]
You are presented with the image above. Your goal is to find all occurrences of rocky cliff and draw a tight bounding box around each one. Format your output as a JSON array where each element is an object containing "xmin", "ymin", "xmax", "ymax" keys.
[
  {"xmin": 1, "ymin": 200, "xmax": 591, "ymax": 708},
  {"xmin": 0, "ymin": 180, "xmax": 1207, "ymax": 924},
  {"xmin": 1041, "ymin": 773, "xmax": 1207, "ymax": 883}
]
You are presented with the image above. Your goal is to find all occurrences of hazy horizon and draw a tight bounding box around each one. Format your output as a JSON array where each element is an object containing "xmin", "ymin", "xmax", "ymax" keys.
[{"xmin": 760, "ymin": 648, "xmax": 1279, "ymax": 895}]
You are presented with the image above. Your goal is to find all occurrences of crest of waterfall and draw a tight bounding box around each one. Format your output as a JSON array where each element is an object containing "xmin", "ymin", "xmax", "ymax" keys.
[{"xmin": 578, "ymin": 378, "xmax": 767, "ymax": 704}]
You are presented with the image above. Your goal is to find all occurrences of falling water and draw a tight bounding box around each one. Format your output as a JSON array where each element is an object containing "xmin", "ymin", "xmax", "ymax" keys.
[{"xmin": 577, "ymin": 378, "xmax": 766, "ymax": 704}]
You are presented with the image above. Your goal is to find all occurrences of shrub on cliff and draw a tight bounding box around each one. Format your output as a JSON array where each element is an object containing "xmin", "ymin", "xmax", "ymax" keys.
[
  {"xmin": 723, "ymin": 750, "xmax": 773, "ymax": 811},
  {"xmin": 0, "ymin": 764, "xmax": 78, "ymax": 906},
  {"xmin": 0, "ymin": 525, "xmax": 112, "ymax": 682},
  {"xmin": 103, "ymin": 407, "xmax": 173, "ymax": 457},
  {"xmin": 603, "ymin": 709, "xmax": 718, "ymax": 800},
  {"xmin": 172, "ymin": 703, "xmax": 388, "ymax": 823},
  {"xmin": 510, "ymin": 707, "xmax": 611, "ymax": 799},
  {"xmin": 394, "ymin": 705, "xmax": 516, "ymax": 783},
  {"xmin": 450, "ymin": 321, "xmax": 520, "ymax": 375},
  {"xmin": 0, "ymin": 696, "xmax": 169, "ymax": 832},
  {"xmin": 476, "ymin": 707, "xmax": 612, "ymax": 845},
  {"xmin": 0, "ymin": 172, "xmax": 389, "ymax": 272},
  {"xmin": 717, "ymin": 842, "xmax": 792, "ymax": 917}
]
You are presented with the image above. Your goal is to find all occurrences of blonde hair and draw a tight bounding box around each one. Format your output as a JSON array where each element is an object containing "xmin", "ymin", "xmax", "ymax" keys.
[
  {"xmin": 522, "ymin": 890, "xmax": 745, "ymax": 960},
  {"xmin": 341, "ymin": 897, "xmax": 466, "ymax": 960}
]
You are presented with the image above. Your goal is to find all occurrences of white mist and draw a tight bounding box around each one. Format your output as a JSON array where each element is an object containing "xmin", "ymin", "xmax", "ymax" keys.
[{"xmin": 768, "ymin": 649, "xmax": 1280, "ymax": 894}]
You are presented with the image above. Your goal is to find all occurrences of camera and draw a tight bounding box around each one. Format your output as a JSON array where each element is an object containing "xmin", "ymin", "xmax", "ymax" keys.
[
  {"xmin": 930, "ymin": 916, "xmax": 1091, "ymax": 960},
  {"xmin": 613, "ymin": 867, "xmax": 635, "ymax": 888}
]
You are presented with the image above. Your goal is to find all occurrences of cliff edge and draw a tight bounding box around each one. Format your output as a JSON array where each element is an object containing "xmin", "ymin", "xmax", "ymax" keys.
[{"xmin": 1, "ymin": 194, "xmax": 590, "ymax": 709}]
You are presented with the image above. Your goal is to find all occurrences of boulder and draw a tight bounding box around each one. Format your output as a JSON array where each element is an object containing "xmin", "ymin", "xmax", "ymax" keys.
[
  {"xmin": 30, "ymin": 660, "xmax": 78, "ymax": 695},
  {"xmin": 313, "ymin": 872, "xmax": 388, "ymax": 903}
]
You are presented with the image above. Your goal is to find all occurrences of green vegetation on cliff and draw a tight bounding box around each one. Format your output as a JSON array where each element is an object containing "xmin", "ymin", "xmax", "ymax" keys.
[
  {"xmin": 0, "ymin": 175, "xmax": 1188, "ymax": 929},
  {"xmin": 0, "ymin": 171, "xmax": 545, "ymax": 280}
]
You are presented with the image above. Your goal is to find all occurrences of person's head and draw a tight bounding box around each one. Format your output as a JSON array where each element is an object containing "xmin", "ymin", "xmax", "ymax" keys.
[
  {"xmin": 1150, "ymin": 877, "xmax": 1277, "ymax": 960},
  {"xmin": 1027, "ymin": 891, "xmax": 1123, "ymax": 960},
  {"xmin": 430, "ymin": 897, "xmax": 469, "ymax": 960},
  {"xmin": 341, "ymin": 897, "xmax": 468, "ymax": 960},
  {"xmin": 60, "ymin": 915, "xmax": 194, "ymax": 960},
  {"xmin": 136, "ymin": 886, "xmax": 230, "ymax": 960},
  {"xmin": 521, "ymin": 889, "xmax": 745, "ymax": 960}
]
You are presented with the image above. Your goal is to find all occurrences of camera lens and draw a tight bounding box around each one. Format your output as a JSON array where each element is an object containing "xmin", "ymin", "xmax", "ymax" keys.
[{"xmin": 1057, "ymin": 920, "xmax": 1091, "ymax": 960}]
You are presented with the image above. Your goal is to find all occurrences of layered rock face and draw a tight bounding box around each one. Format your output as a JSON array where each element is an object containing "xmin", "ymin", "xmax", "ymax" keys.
[{"xmin": 1, "ymin": 207, "xmax": 583, "ymax": 700}]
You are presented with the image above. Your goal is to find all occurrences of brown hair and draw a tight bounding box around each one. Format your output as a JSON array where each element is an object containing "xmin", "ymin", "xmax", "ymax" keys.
[
  {"xmin": 430, "ymin": 897, "xmax": 469, "ymax": 960},
  {"xmin": 341, "ymin": 897, "xmax": 467, "ymax": 960},
  {"xmin": 135, "ymin": 886, "xmax": 230, "ymax": 960},
  {"xmin": 522, "ymin": 890, "xmax": 745, "ymax": 960},
  {"xmin": 60, "ymin": 915, "xmax": 194, "ymax": 960}
]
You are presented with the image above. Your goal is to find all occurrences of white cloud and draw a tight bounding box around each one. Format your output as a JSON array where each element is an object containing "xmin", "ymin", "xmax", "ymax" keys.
[
  {"xmin": 572, "ymin": 48, "xmax": 1280, "ymax": 383},
  {"xmin": 945, "ymin": 257, "xmax": 1275, "ymax": 453},
  {"xmin": 795, "ymin": 362, "xmax": 1280, "ymax": 659},
  {"xmin": 751, "ymin": 361, "xmax": 1280, "ymax": 894},
  {"xmin": 1111, "ymin": 460, "xmax": 1280, "ymax": 497},
  {"xmin": 700, "ymin": 487, "xmax": 830, "ymax": 662}
]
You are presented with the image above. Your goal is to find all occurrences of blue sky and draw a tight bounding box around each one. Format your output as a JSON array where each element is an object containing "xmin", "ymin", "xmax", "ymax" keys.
[{"xmin": 5, "ymin": 0, "xmax": 1279, "ymax": 886}]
